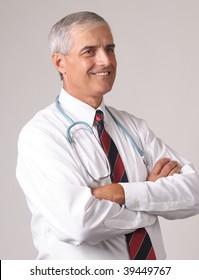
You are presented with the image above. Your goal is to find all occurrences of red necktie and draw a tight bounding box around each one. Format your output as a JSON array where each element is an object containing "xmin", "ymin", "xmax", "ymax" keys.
[{"xmin": 95, "ymin": 110, "xmax": 156, "ymax": 260}]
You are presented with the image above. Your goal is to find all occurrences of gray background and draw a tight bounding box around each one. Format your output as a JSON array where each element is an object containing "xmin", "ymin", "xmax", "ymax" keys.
[{"xmin": 1, "ymin": 0, "xmax": 199, "ymax": 259}]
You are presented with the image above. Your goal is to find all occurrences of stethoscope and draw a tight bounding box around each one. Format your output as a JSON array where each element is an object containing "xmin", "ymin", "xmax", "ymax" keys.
[{"xmin": 56, "ymin": 96, "xmax": 146, "ymax": 180}]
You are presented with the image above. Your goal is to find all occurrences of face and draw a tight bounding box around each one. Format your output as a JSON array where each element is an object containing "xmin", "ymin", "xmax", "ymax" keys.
[{"xmin": 53, "ymin": 24, "xmax": 117, "ymax": 108}]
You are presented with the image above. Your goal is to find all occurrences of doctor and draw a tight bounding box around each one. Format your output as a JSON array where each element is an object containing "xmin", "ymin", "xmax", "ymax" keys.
[{"xmin": 16, "ymin": 11, "xmax": 199, "ymax": 259}]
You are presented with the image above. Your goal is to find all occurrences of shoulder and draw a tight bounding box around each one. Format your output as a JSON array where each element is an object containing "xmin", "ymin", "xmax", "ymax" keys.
[
  {"xmin": 106, "ymin": 105, "xmax": 149, "ymax": 135},
  {"xmin": 18, "ymin": 101, "xmax": 66, "ymax": 147}
]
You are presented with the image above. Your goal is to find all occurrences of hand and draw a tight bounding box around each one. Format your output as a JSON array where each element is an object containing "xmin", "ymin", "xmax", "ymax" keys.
[
  {"xmin": 92, "ymin": 158, "xmax": 181, "ymax": 204},
  {"xmin": 91, "ymin": 183, "xmax": 125, "ymax": 205},
  {"xmin": 147, "ymin": 157, "xmax": 181, "ymax": 182}
]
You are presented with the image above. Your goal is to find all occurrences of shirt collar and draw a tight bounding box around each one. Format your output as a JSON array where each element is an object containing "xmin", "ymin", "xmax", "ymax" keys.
[{"xmin": 58, "ymin": 88, "xmax": 107, "ymax": 127}]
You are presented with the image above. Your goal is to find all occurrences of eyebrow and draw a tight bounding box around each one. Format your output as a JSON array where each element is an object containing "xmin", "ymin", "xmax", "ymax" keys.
[{"xmin": 80, "ymin": 44, "xmax": 116, "ymax": 53}]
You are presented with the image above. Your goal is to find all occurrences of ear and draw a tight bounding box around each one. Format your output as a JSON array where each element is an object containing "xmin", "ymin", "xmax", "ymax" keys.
[{"xmin": 51, "ymin": 53, "xmax": 66, "ymax": 75}]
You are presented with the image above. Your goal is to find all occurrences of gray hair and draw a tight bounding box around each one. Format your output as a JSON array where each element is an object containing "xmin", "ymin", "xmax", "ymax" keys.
[{"xmin": 48, "ymin": 11, "xmax": 110, "ymax": 55}]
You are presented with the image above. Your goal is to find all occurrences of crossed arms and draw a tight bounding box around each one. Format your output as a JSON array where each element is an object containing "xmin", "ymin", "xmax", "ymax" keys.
[{"xmin": 92, "ymin": 158, "xmax": 181, "ymax": 205}]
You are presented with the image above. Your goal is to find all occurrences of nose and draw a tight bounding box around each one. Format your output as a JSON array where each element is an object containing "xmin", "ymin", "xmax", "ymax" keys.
[{"xmin": 96, "ymin": 49, "xmax": 111, "ymax": 66}]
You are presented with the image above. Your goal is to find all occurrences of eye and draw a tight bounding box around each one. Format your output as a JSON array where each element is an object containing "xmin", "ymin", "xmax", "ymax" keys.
[
  {"xmin": 106, "ymin": 46, "xmax": 115, "ymax": 54},
  {"xmin": 83, "ymin": 48, "xmax": 95, "ymax": 56}
]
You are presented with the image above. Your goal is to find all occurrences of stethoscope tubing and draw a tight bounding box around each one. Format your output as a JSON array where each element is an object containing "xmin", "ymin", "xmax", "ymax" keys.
[{"xmin": 56, "ymin": 95, "xmax": 145, "ymax": 162}]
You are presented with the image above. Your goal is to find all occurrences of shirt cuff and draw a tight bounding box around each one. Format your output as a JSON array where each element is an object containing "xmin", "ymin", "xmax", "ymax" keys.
[{"xmin": 120, "ymin": 182, "xmax": 148, "ymax": 210}]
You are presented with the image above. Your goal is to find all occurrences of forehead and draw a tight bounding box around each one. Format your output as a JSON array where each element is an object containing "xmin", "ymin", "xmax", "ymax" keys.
[{"xmin": 69, "ymin": 24, "xmax": 114, "ymax": 50}]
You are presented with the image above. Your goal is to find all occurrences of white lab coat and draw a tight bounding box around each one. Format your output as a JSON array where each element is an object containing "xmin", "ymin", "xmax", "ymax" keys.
[{"xmin": 16, "ymin": 89, "xmax": 199, "ymax": 259}]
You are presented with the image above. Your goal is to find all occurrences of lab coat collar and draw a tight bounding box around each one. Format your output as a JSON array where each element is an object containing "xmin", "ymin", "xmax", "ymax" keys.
[{"xmin": 58, "ymin": 88, "xmax": 107, "ymax": 127}]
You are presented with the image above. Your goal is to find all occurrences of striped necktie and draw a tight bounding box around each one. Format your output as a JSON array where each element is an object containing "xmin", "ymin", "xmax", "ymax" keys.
[{"xmin": 95, "ymin": 110, "xmax": 156, "ymax": 260}]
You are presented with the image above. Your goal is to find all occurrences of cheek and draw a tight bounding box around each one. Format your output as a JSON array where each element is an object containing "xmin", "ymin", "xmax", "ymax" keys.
[
  {"xmin": 112, "ymin": 57, "xmax": 117, "ymax": 69},
  {"xmin": 72, "ymin": 61, "xmax": 91, "ymax": 77},
  {"xmin": 65, "ymin": 57, "xmax": 95, "ymax": 82}
]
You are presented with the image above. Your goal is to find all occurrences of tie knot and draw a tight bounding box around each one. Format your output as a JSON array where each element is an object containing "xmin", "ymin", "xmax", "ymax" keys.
[{"xmin": 95, "ymin": 110, "xmax": 104, "ymax": 123}]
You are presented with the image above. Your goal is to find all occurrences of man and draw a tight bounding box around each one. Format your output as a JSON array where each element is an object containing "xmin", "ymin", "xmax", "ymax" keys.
[{"xmin": 16, "ymin": 11, "xmax": 199, "ymax": 259}]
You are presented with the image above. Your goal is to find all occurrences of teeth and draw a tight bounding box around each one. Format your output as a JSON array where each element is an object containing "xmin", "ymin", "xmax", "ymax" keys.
[{"xmin": 94, "ymin": 72, "xmax": 109, "ymax": 76}]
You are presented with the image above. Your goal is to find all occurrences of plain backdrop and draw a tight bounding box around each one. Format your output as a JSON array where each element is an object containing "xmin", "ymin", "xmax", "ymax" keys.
[{"xmin": 1, "ymin": 0, "xmax": 199, "ymax": 259}]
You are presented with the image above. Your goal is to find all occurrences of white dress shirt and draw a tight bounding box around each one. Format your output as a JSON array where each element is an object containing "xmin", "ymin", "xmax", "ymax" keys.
[{"xmin": 16, "ymin": 89, "xmax": 199, "ymax": 259}]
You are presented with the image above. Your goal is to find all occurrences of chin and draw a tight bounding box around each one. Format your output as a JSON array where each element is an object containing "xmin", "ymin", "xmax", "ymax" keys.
[{"xmin": 100, "ymin": 84, "xmax": 113, "ymax": 94}]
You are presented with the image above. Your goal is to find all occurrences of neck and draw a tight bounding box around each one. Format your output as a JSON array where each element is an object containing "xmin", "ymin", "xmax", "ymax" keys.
[{"xmin": 63, "ymin": 86, "xmax": 103, "ymax": 109}]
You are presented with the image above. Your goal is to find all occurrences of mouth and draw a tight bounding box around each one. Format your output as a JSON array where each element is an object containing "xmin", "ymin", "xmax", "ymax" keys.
[{"xmin": 91, "ymin": 71, "xmax": 111, "ymax": 76}]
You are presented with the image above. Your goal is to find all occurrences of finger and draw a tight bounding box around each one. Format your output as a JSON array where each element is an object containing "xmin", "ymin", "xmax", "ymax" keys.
[
  {"xmin": 151, "ymin": 158, "xmax": 170, "ymax": 175},
  {"xmin": 168, "ymin": 164, "xmax": 181, "ymax": 176},
  {"xmin": 160, "ymin": 160, "xmax": 179, "ymax": 177}
]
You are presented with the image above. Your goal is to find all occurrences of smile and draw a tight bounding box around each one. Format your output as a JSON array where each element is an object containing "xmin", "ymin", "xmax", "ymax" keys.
[{"xmin": 91, "ymin": 72, "xmax": 110, "ymax": 76}]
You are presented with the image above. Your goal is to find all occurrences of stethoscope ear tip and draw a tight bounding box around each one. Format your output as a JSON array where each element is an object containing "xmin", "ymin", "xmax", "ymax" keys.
[{"xmin": 67, "ymin": 135, "xmax": 73, "ymax": 144}]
